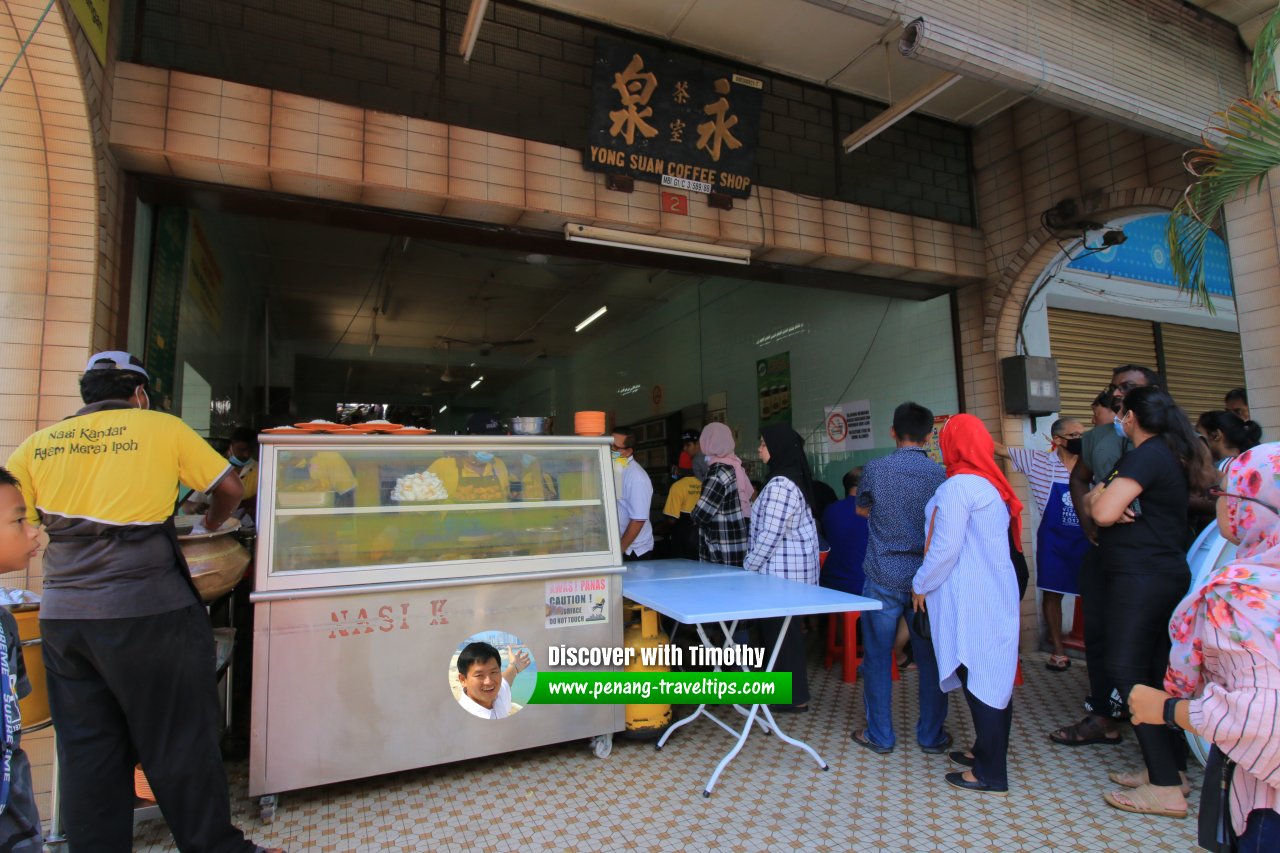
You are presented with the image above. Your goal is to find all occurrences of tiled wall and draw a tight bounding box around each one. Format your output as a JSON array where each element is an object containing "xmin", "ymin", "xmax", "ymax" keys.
[
  {"xmin": 0, "ymin": 0, "xmax": 100, "ymax": 462},
  {"xmin": 124, "ymin": 0, "xmax": 977, "ymax": 225},
  {"xmin": 559, "ymin": 277, "xmax": 959, "ymax": 488},
  {"xmin": 106, "ymin": 63, "xmax": 989, "ymax": 285}
]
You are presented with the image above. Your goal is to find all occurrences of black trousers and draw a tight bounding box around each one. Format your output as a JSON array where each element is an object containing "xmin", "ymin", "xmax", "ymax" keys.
[
  {"xmin": 755, "ymin": 616, "xmax": 809, "ymax": 706},
  {"xmin": 960, "ymin": 667, "xmax": 1012, "ymax": 789},
  {"xmin": 1104, "ymin": 570, "xmax": 1190, "ymax": 787},
  {"xmin": 41, "ymin": 605, "xmax": 256, "ymax": 853},
  {"xmin": 1078, "ymin": 546, "xmax": 1121, "ymax": 717}
]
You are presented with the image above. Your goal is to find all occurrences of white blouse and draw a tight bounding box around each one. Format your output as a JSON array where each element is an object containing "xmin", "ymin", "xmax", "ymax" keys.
[{"xmin": 912, "ymin": 474, "xmax": 1020, "ymax": 709}]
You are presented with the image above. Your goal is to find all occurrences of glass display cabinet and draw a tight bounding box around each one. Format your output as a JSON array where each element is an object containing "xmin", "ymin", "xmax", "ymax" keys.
[{"xmin": 249, "ymin": 434, "xmax": 625, "ymax": 811}]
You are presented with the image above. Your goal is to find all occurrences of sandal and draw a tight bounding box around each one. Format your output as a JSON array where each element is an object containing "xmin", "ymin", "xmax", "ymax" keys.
[
  {"xmin": 1108, "ymin": 769, "xmax": 1191, "ymax": 797},
  {"xmin": 1049, "ymin": 714, "xmax": 1122, "ymax": 746},
  {"xmin": 1103, "ymin": 783, "xmax": 1188, "ymax": 818},
  {"xmin": 1045, "ymin": 654, "xmax": 1071, "ymax": 671},
  {"xmin": 850, "ymin": 729, "xmax": 893, "ymax": 755}
]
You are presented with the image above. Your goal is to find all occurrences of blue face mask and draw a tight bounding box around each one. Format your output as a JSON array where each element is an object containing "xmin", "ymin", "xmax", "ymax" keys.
[
  {"xmin": 473, "ymin": 451, "xmax": 495, "ymax": 463},
  {"xmin": 1113, "ymin": 415, "xmax": 1126, "ymax": 438},
  {"xmin": 228, "ymin": 456, "xmax": 247, "ymax": 467}
]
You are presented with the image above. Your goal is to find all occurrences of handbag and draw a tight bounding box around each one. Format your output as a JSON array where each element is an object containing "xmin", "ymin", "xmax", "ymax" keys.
[
  {"xmin": 1198, "ymin": 745, "xmax": 1238, "ymax": 852},
  {"xmin": 912, "ymin": 507, "xmax": 939, "ymax": 640}
]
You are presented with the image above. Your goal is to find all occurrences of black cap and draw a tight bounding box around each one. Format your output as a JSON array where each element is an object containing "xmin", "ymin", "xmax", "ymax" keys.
[
  {"xmin": 681, "ymin": 430, "xmax": 700, "ymax": 443},
  {"xmin": 466, "ymin": 412, "xmax": 505, "ymax": 435}
]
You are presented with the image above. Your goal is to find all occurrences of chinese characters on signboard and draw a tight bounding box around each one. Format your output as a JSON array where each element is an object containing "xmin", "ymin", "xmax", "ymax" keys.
[{"xmin": 586, "ymin": 38, "xmax": 763, "ymax": 199}]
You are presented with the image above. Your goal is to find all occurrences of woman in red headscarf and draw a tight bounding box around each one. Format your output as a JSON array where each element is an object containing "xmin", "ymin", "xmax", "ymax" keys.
[{"xmin": 912, "ymin": 414, "xmax": 1022, "ymax": 796}]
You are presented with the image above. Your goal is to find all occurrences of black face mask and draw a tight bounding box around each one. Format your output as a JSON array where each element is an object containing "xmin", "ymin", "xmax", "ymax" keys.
[{"xmin": 1063, "ymin": 437, "xmax": 1083, "ymax": 456}]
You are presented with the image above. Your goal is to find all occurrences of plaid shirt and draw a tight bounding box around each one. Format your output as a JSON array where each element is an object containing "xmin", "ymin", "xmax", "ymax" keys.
[
  {"xmin": 744, "ymin": 476, "xmax": 819, "ymax": 583},
  {"xmin": 690, "ymin": 463, "xmax": 750, "ymax": 566}
]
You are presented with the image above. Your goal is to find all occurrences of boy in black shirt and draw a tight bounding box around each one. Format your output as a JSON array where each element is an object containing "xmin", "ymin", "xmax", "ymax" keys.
[{"xmin": 0, "ymin": 467, "xmax": 44, "ymax": 851}]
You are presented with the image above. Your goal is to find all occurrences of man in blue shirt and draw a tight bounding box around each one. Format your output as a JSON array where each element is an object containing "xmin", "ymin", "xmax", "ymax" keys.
[
  {"xmin": 820, "ymin": 468, "xmax": 868, "ymax": 594},
  {"xmin": 851, "ymin": 402, "xmax": 949, "ymax": 754}
]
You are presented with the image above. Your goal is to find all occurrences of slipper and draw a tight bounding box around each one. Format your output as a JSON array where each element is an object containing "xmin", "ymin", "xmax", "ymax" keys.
[
  {"xmin": 1104, "ymin": 784, "xmax": 1188, "ymax": 819},
  {"xmin": 850, "ymin": 729, "xmax": 893, "ymax": 754},
  {"xmin": 945, "ymin": 770, "xmax": 1008, "ymax": 796},
  {"xmin": 1108, "ymin": 769, "xmax": 1191, "ymax": 797},
  {"xmin": 949, "ymin": 751, "xmax": 975, "ymax": 768},
  {"xmin": 1049, "ymin": 715, "xmax": 1122, "ymax": 747},
  {"xmin": 1046, "ymin": 654, "xmax": 1071, "ymax": 671},
  {"xmin": 920, "ymin": 730, "xmax": 953, "ymax": 754}
]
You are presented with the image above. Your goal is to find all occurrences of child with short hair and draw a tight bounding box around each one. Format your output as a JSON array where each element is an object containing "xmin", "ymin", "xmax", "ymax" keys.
[{"xmin": 0, "ymin": 466, "xmax": 44, "ymax": 850}]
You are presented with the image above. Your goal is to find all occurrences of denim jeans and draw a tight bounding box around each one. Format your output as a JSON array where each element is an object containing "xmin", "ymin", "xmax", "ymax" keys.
[
  {"xmin": 1238, "ymin": 808, "xmax": 1280, "ymax": 853},
  {"xmin": 859, "ymin": 577, "xmax": 948, "ymax": 749}
]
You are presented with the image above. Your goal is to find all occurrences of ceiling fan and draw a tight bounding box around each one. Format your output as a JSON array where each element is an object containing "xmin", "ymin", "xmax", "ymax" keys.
[{"xmin": 437, "ymin": 292, "xmax": 534, "ymax": 356}]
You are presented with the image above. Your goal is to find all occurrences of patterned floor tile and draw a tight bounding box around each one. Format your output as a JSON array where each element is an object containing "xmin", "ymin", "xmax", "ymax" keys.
[{"xmin": 126, "ymin": 646, "xmax": 1207, "ymax": 852}]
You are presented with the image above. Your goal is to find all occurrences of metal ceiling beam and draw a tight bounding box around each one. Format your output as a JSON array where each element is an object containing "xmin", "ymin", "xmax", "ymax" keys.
[{"xmin": 841, "ymin": 70, "xmax": 961, "ymax": 153}]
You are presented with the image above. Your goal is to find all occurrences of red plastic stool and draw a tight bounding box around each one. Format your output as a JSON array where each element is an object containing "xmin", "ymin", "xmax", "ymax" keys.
[
  {"xmin": 824, "ymin": 613, "xmax": 901, "ymax": 684},
  {"xmin": 1014, "ymin": 660, "xmax": 1024, "ymax": 686},
  {"xmin": 824, "ymin": 612, "xmax": 861, "ymax": 683}
]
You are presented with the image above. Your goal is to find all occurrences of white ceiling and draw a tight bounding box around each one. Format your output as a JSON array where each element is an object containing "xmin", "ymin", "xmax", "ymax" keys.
[{"xmin": 520, "ymin": 0, "xmax": 1272, "ymax": 125}]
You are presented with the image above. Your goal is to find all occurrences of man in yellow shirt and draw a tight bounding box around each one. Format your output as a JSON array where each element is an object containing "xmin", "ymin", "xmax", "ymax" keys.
[
  {"xmin": 5, "ymin": 352, "xmax": 276, "ymax": 853},
  {"xmin": 661, "ymin": 464, "xmax": 703, "ymax": 559}
]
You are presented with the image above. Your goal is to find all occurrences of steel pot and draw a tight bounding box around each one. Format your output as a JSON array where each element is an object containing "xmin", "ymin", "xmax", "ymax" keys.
[{"xmin": 511, "ymin": 416, "xmax": 549, "ymax": 435}]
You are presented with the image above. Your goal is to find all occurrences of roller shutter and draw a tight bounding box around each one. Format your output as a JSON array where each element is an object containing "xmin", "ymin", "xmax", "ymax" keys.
[
  {"xmin": 1160, "ymin": 323, "xmax": 1246, "ymax": 420},
  {"xmin": 1047, "ymin": 308, "xmax": 1157, "ymax": 422}
]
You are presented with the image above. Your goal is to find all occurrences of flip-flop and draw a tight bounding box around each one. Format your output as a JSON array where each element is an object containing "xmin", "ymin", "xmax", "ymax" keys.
[
  {"xmin": 1108, "ymin": 769, "xmax": 1191, "ymax": 797},
  {"xmin": 1103, "ymin": 784, "xmax": 1188, "ymax": 819},
  {"xmin": 1045, "ymin": 654, "xmax": 1071, "ymax": 671},
  {"xmin": 850, "ymin": 729, "xmax": 893, "ymax": 754},
  {"xmin": 1049, "ymin": 716, "xmax": 1122, "ymax": 746}
]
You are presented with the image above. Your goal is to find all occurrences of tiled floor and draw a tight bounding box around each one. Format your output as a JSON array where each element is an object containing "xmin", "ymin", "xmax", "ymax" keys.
[{"xmin": 126, "ymin": 649, "xmax": 1201, "ymax": 852}]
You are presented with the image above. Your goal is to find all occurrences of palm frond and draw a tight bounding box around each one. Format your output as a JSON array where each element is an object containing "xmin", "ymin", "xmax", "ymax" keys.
[
  {"xmin": 1167, "ymin": 91, "xmax": 1280, "ymax": 311},
  {"xmin": 1250, "ymin": 3, "xmax": 1280, "ymax": 100}
]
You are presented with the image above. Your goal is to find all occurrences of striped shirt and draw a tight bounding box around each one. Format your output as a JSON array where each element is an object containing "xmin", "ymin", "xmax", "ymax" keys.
[
  {"xmin": 1005, "ymin": 447, "xmax": 1067, "ymax": 514},
  {"xmin": 1187, "ymin": 618, "xmax": 1280, "ymax": 835},
  {"xmin": 744, "ymin": 477, "xmax": 819, "ymax": 584},
  {"xmin": 912, "ymin": 474, "xmax": 1020, "ymax": 709}
]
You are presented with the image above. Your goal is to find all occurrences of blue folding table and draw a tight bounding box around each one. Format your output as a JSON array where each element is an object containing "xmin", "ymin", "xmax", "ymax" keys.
[{"xmin": 622, "ymin": 560, "xmax": 881, "ymax": 796}]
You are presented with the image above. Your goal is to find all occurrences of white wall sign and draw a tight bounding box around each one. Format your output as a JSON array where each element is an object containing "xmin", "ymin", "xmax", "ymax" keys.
[{"xmin": 823, "ymin": 399, "xmax": 873, "ymax": 453}]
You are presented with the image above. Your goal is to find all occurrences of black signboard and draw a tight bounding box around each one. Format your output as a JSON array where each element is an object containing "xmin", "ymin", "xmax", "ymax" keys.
[{"xmin": 585, "ymin": 37, "xmax": 763, "ymax": 199}]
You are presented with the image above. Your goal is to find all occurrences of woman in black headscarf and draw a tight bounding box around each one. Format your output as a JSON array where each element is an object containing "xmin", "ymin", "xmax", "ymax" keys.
[{"xmin": 744, "ymin": 424, "xmax": 821, "ymax": 711}]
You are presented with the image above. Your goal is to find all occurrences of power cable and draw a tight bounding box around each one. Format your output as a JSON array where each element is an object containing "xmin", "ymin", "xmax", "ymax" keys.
[
  {"xmin": 0, "ymin": 0, "xmax": 55, "ymax": 97},
  {"xmin": 324, "ymin": 237, "xmax": 396, "ymax": 359}
]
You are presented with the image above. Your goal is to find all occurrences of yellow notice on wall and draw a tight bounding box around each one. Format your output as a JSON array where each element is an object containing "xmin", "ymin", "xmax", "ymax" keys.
[
  {"xmin": 66, "ymin": 0, "xmax": 110, "ymax": 66},
  {"xmin": 187, "ymin": 216, "xmax": 223, "ymax": 332}
]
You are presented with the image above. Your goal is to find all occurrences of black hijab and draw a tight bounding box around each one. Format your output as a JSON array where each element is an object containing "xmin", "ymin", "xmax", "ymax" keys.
[{"xmin": 760, "ymin": 424, "xmax": 816, "ymax": 512}]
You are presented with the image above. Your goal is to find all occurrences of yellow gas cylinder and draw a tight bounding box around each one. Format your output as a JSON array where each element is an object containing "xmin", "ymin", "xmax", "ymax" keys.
[{"xmin": 623, "ymin": 604, "xmax": 672, "ymax": 736}]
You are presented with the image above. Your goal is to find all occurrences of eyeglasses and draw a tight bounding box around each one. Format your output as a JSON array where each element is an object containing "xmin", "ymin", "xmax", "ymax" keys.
[
  {"xmin": 1209, "ymin": 487, "xmax": 1279, "ymax": 516},
  {"xmin": 1106, "ymin": 381, "xmax": 1141, "ymax": 393}
]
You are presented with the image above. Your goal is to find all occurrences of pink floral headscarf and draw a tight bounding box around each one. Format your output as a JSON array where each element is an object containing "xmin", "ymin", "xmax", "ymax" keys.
[{"xmin": 1165, "ymin": 443, "xmax": 1280, "ymax": 698}]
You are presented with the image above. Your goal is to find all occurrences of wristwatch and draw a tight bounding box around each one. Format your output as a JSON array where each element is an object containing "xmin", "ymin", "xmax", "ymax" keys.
[{"xmin": 1162, "ymin": 697, "xmax": 1182, "ymax": 730}]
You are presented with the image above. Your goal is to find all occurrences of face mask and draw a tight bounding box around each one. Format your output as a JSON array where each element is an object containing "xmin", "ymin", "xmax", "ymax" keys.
[
  {"xmin": 1113, "ymin": 415, "xmax": 1126, "ymax": 438},
  {"xmin": 473, "ymin": 451, "xmax": 495, "ymax": 464},
  {"xmin": 228, "ymin": 456, "xmax": 247, "ymax": 467},
  {"xmin": 1063, "ymin": 437, "xmax": 1083, "ymax": 456},
  {"xmin": 137, "ymin": 388, "xmax": 150, "ymax": 410}
]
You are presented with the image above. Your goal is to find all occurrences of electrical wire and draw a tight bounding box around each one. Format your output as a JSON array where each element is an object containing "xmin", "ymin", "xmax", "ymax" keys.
[
  {"xmin": 800, "ymin": 296, "xmax": 894, "ymax": 447},
  {"xmin": 324, "ymin": 237, "xmax": 396, "ymax": 359},
  {"xmin": 0, "ymin": 0, "xmax": 55, "ymax": 96}
]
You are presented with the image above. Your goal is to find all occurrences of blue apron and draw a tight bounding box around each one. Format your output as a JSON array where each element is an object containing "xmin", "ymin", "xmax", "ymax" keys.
[{"xmin": 1036, "ymin": 481, "xmax": 1090, "ymax": 595}]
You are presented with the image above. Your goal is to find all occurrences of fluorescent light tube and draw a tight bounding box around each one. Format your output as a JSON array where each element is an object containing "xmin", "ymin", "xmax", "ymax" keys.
[
  {"xmin": 439, "ymin": 405, "xmax": 448, "ymax": 413},
  {"xmin": 470, "ymin": 377, "xmax": 484, "ymax": 389},
  {"xmin": 564, "ymin": 224, "xmax": 750, "ymax": 265},
  {"xmin": 575, "ymin": 306, "xmax": 608, "ymax": 333}
]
